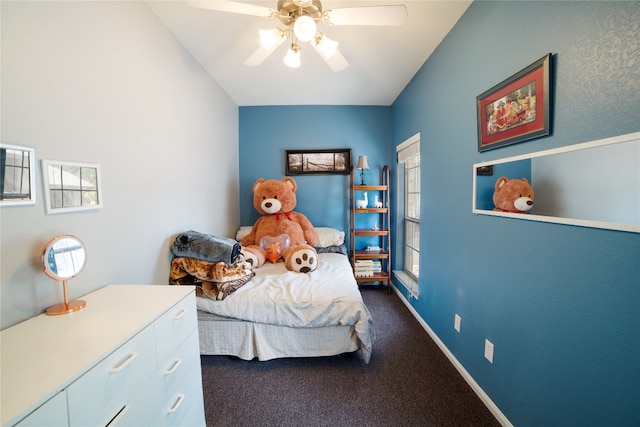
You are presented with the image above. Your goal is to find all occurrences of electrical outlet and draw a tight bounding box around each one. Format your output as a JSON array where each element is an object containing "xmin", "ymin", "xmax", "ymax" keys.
[
  {"xmin": 454, "ymin": 314, "xmax": 461, "ymax": 333},
  {"xmin": 484, "ymin": 339, "xmax": 494, "ymax": 363}
]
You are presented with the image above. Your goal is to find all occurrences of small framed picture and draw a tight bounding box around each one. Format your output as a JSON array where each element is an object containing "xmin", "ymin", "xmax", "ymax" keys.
[
  {"xmin": 0, "ymin": 143, "xmax": 36, "ymax": 206},
  {"xmin": 476, "ymin": 165, "xmax": 494, "ymax": 176},
  {"xmin": 285, "ymin": 148, "xmax": 351, "ymax": 175},
  {"xmin": 41, "ymin": 159, "xmax": 103, "ymax": 214}
]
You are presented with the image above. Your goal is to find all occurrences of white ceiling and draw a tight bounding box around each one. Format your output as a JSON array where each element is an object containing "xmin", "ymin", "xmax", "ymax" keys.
[{"xmin": 146, "ymin": 0, "xmax": 472, "ymax": 106}]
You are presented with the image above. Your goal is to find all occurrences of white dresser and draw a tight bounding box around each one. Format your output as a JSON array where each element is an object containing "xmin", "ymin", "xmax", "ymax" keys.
[{"xmin": 1, "ymin": 285, "xmax": 206, "ymax": 427}]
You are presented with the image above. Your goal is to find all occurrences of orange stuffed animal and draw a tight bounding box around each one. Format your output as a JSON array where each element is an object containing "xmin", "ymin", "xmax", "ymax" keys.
[
  {"xmin": 493, "ymin": 176, "xmax": 535, "ymax": 213},
  {"xmin": 241, "ymin": 177, "xmax": 320, "ymax": 273}
]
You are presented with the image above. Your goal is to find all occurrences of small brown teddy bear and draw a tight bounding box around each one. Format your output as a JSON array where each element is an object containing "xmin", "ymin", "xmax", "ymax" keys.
[
  {"xmin": 493, "ymin": 176, "xmax": 535, "ymax": 213},
  {"xmin": 241, "ymin": 177, "xmax": 320, "ymax": 273}
]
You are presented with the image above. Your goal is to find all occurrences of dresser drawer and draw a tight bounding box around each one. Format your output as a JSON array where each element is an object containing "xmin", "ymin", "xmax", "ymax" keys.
[
  {"xmin": 154, "ymin": 292, "xmax": 197, "ymax": 365},
  {"xmin": 107, "ymin": 330, "xmax": 202, "ymax": 426},
  {"xmin": 151, "ymin": 364, "xmax": 205, "ymax": 427},
  {"xmin": 158, "ymin": 329, "xmax": 200, "ymax": 401},
  {"xmin": 67, "ymin": 325, "xmax": 156, "ymax": 426},
  {"xmin": 178, "ymin": 400, "xmax": 207, "ymax": 427}
]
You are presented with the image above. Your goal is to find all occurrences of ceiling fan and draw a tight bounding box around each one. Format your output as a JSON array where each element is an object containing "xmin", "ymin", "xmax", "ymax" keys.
[{"xmin": 187, "ymin": 0, "xmax": 407, "ymax": 71}]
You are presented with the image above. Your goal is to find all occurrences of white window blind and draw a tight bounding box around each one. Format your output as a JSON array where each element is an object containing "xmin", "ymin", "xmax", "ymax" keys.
[
  {"xmin": 394, "ymin": 133, "xmax": 420, "ymax": 297},
  {"xmin": 397, "ymin": 133, "xmax": 420, "ymax": 163}
]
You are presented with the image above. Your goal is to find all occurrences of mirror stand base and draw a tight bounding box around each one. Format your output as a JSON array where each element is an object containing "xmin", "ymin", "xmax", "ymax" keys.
[
  {"xmin": 46, "ymin": 280, "xmax": 87, "ymax": 315},
  {"xmin": 46, "ymin": 299, "xmax": 86, "ymax": 316}
]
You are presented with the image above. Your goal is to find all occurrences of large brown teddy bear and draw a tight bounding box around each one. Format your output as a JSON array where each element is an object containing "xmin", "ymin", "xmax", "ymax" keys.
[
  {"xmin": 493, "ymin": 176, "xmax": 535, "ymax": 213},
  {"xmin": 241, "ymin": 177, "xmax": 320, "ymax": 273}
]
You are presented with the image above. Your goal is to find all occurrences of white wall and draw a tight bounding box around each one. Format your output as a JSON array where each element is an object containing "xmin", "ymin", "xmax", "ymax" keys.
[{"xmin": 0, "ymin": 1, "xmax": 240, "ymax": 328}]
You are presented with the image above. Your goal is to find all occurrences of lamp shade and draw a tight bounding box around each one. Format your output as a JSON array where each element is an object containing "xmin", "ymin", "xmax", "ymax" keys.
[
  {"xmin": 283, "ymin": 44, "xmax": 301, "ymax": 68},
  {"xmin": 356, "ymin": 155, "xmax": 370, "ymax": 170}
]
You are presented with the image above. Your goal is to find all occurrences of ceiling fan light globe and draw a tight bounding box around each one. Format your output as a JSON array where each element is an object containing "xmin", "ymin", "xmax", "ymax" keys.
[
  {"xmin": 283, "ymin": 45, "xmax": 301, "ymax": 68},
  {"xmin": 293, "ymin": 15, "xmax": 317, "ymax": 42},
  {"xmin": 259, "ymin": 28, "xmax": 283, "ymax": 50},
  {"xmin": 316, "ymin": 34, "xmax": 338, "ymax": 59}
]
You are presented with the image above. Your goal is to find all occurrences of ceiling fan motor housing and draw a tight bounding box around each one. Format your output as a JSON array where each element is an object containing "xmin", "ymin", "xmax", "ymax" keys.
[{"xmin": 277, "ymin": 0, "xmax": 323, "ymax": 25}]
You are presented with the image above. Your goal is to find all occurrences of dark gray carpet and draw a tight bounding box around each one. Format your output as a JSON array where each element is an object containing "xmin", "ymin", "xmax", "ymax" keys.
[{"xmin": 200, "ymin": 286, "xmax": 501, "ymax": 427}]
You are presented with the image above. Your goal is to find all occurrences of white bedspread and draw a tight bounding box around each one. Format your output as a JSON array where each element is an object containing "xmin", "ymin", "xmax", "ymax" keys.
[{"xmin": 196, "ymin": 253, "xmax": 375, "ymax": 362}]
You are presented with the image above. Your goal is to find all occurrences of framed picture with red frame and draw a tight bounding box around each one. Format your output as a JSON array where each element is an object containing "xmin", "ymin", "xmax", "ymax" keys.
[{"xmin": 477, "ymin": 53, "xmax": 552, "ymax": 152}]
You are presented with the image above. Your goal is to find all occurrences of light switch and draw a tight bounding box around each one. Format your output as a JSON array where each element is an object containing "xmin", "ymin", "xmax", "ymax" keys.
[
  {"xmin": 484, "ymin": 339, "xmax": 494, "ymax": 363},
  {"xmin": 454, "ymin": 314, "xmax": 461, "ymax": 333}
]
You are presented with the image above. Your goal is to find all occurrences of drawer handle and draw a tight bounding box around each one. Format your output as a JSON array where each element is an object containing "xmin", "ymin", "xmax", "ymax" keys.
[
  {"xmin": 165, "ymin": 358, "xmax": 182, "ymax": 375},
  {"xmin": 167, "ymin": 394, "xmax": 185, "ymax": 413},
  {"xmin": 173, "ymin": 308, "xmax": 187, "ymax": 320},
  {"xmin": 110, "ymin": 352, "xmax": 138, "ymax": 373}
]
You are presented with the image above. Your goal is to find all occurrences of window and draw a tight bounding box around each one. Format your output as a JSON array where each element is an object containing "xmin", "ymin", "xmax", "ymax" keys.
[
  {"xmin": 404, "ymin": 154, "xmax": 420, "ymax": 279},
  {"xmin": 394, "ymin": 133, "xmax": 420, "ymax": 297}
]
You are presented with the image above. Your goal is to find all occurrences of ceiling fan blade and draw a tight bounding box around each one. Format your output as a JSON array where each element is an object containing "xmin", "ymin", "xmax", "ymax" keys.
[
  {"xmin": 187, "ymin": 1, "xmax": 274, "ymax": 18},
  {"xmin": 311, "ymin": 42, "xmax": 349, "ymax": 72},
  {"xmin": 244, "ymin": 36, "xmax": 286, "ymax": 66},
  {"xmin": 324, "ymin": 5, "xmax": 408, "ymax": 26}
]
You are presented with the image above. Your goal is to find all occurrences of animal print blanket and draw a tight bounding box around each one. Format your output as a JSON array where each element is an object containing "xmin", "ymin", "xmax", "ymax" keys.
[{"xmin": 170, "ymin": 256, "xmax": 254, "ymax": 300}]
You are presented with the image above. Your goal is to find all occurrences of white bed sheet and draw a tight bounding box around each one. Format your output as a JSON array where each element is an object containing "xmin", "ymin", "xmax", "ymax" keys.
[{"xmin": 196, "ymin": 253, "xmax": 375, "ymax": 362}]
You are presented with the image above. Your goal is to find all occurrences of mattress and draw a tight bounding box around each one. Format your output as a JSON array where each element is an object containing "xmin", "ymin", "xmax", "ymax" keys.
[{"xmin": 196, "ymin": 252, "xmax": 375, "ymax": 362}]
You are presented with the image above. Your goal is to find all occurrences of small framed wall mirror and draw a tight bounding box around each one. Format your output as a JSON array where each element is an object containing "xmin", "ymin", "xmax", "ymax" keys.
[
  {"xmin": 42, "ymin": 159, "xmax": 103, "ymax": 214},
  {"xmin": 472, "ymin": 131, "xmax": 640, "ymax": 233},
  {"xmin": 0, "ymin": 143, "xmax": 36, "ymax": 206}
]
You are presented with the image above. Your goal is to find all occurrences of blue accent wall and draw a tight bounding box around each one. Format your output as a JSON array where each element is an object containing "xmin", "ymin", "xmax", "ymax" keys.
[
  {"xmin": 239, "ymin": 106, "xmax": 392, "ymax": 233},
  {"xmin": 391, "ymin": 1, "xmax": 640, "ymax": 425},
  {"xmin": 239, "ymin": 2, "xmax": 640, "ymax": 425}
]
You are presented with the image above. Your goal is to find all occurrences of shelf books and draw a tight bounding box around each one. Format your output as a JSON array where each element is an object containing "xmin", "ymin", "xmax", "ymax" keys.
[{"xmin": 354, "ymin": 260, "xmax": 374, "ymax": 277}]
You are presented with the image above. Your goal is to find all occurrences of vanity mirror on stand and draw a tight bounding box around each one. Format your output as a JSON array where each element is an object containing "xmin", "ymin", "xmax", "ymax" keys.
[
  {"xmin": 42, "ymin": 234, "xmax": 87, "ymax": 315},
  {"xmin": 473, "ymin": 131, "xmax": 640, "ymax": 233}
]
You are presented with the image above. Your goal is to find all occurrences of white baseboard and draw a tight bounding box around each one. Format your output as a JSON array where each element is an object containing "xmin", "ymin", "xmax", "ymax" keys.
[{"xmin": 390, "ymin": 284, "xmax": 513, "ymax": 427}]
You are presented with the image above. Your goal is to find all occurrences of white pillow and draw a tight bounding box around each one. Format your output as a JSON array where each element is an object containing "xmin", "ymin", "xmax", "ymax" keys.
[
  {"xmin": 315, "ymin": 227, "xmax": 345, "ymax": 247},
  {"xmin": 235, "ymin": 226, "xmax": 252, "ymax": 242},
  {"xmin": 235, "ymin": 226, "xmax": 344, "ymax": 247}
]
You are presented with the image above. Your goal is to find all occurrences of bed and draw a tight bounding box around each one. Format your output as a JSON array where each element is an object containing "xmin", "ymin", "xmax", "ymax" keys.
[{"xmin": 171, "ymin": 228, "xmax": 375, "ymax": 363}]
